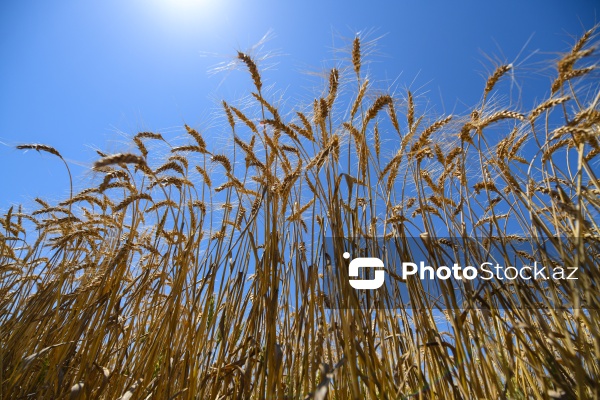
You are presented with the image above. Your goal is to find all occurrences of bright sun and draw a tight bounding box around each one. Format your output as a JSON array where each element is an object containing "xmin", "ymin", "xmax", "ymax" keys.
[
  {"xmin": 148, "ymin": 0, "xmax": 221, "ymax": 30},
  {"xmin": 168, "ymin": 0, "xmax": 215, "ymax": 12},
  {"xmin": 171, "ymin": 0, "xmax": 204, "ymax": 8}
]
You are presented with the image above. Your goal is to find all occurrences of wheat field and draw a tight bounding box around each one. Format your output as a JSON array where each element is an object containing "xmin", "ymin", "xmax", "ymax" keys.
[{"xmin": 1, "ymin": 26, "xmax": 599, "ymax": 399}]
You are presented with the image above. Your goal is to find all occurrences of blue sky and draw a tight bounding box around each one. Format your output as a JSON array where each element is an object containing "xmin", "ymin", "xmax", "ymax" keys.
[{"xmin": 0, "ymin": 0, "xmax": 597, "ymax": 209}]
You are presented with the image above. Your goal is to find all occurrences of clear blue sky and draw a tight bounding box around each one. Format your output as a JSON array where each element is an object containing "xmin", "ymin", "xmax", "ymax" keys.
[{"xmin": 0, "ymin": 0, "xmax": 597, "ymax": 209}]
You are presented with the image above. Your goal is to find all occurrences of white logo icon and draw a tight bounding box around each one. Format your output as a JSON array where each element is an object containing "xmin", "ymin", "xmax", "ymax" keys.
[{"xmin": 344, "ymin": 252, "xmax": 385, "ymax": 290}]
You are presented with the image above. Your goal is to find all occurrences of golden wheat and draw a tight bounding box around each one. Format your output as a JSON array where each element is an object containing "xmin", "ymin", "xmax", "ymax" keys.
[{"xmin": 3, "ymin": 26, "xmax": 600, "ymax": 400}]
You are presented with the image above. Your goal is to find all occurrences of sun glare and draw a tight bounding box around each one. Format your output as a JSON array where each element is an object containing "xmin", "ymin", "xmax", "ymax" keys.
[
  {"xmin": 146, "ymin": 0, "xmax": 223, "ymax": 32},
  {"xmin": 163, "ymin": 0, "xmax": 218, "ymax": 13},
  {"xmin": 171, "ymin": 0, "xmax": 208, "ymax": 10}
]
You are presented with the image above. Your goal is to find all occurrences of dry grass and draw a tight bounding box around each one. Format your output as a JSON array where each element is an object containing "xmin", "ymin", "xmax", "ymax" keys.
[{"xmin": 1, "ymin": 27, "xmax": 600, "ymax": 399}]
